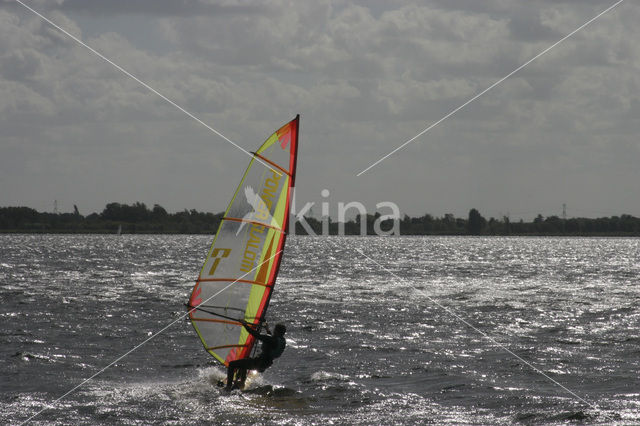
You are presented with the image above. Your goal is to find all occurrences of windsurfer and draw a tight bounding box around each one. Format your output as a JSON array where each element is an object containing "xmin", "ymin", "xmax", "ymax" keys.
[{"xmin": 225, "ymin": 321, "xmax": 286, "ymax": 391}]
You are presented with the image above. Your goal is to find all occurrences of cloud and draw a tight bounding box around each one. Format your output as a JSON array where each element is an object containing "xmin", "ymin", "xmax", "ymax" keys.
[
  {"xmin": 37, "ymin": 0, "xmax": 269, "ymax": 17},
  {"xmin": 1, "ymin": 1, "xmax": 639, "ymax": 217}
]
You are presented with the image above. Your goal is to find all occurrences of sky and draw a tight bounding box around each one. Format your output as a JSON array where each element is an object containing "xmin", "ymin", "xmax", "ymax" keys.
[{"xmin": 1, "ymin": 0, "xmax": 638, "ymax": 221}]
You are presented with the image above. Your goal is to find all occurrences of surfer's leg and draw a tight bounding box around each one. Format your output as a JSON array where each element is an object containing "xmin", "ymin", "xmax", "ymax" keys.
[
  {"xmin": 238, "ymin": 358, "xmax": 265, "ymax": 388},
  {"xmin": 226, "ymin": 360, "xmax": 241, "ymax": 390},
  {"xmin": 237, "ymin": 368, "xmax": 248, "ymax": 388},
  {"xmin": 226, "ymin": 358, "xmax": 254, "ymax": 390},
  {"xmin": 225, "ymin": 364, "xmax": 236, "ymax": 391}
]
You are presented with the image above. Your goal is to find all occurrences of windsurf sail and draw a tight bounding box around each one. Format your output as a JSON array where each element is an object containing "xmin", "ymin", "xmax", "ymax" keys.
[{"xmin": 188, "ymin": 115, "xmax": 299, "ymax": 366}]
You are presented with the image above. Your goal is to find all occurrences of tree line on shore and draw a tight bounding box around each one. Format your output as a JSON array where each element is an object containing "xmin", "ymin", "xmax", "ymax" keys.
[{"xmin": 1, "ymin": 203, "xmax": 639, "ymax": 236}]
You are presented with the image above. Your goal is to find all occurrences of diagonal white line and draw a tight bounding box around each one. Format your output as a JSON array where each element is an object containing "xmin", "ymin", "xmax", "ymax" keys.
[
  {"xmin": 356, "ymin": 0, "xmax": 626, "ymax": 176},
  {"xmin": 20, "ymin": 249, "xmax": 283, "ymax": 425},
  {"xmin": 13, "ymin": 0, "xmax": 280, "ymax": 175},
  {"xmin": 351, "ymin": 246, "xmax": 603, "ymax": 413}
]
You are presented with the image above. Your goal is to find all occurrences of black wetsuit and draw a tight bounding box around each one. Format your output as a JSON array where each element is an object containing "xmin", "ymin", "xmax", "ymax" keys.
[{"xmin": 226, "ymin": 323, "xmax": 286, "ymax": 388}]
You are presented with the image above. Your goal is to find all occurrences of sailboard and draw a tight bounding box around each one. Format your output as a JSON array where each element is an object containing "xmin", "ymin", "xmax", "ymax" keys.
[{"xmin": 187, "ymin": 115, "xmax": 299, "ymax": 368}]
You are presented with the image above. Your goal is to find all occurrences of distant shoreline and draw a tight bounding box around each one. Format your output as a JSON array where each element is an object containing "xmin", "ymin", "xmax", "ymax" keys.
[
  {"xmin": 2, "ymin": 231, "xmax": 640, "ymax": 237},
  {"xmin": 2, "ymin": 202, "xmax": 639, "ymax": 236}
]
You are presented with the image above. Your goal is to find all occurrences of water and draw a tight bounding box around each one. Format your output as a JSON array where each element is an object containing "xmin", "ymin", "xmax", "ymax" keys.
[{"xmin": 1, "ymin": 235, "xmax": 639, "ymax": 424}]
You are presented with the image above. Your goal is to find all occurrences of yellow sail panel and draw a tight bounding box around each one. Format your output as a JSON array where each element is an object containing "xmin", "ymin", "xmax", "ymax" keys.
[{"xmin": 188, "ymin": 116, "xmax": 299, "ymax": 366}]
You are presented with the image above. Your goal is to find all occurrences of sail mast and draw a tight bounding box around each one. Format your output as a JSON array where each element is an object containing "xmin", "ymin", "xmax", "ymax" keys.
[{"xmin": 257, "ymin": 114, "xmax": 299, "ymax": 325}]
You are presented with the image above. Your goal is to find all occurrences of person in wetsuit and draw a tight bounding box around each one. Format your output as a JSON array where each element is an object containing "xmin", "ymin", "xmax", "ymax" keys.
[{"xmin": 225, "ymin": 321, "xmax": 286, "ymax": 391}]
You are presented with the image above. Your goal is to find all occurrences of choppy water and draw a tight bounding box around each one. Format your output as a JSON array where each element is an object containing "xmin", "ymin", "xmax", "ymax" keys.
[{"xmin": 1, "ymin": 235, "xmax": 639, "ymax": 424}]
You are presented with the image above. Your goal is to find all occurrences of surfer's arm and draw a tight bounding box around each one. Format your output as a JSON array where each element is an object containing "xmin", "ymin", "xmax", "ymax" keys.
[{"xmin": 241, "ymin": 322, "xmax": 262, "ymax": 339}]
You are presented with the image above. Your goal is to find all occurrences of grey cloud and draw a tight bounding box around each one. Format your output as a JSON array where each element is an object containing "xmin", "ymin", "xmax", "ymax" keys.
[
  {"xmin": 507, "ymin": 12, "xmax": 563, "ymax": 42},
  {"xmin": 52, "ymin": 0, "xmax": 269, "ymax": 17},
  {"xmin": 1, "ymin": 1, "xmax": 639, "ymax": 217}
]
